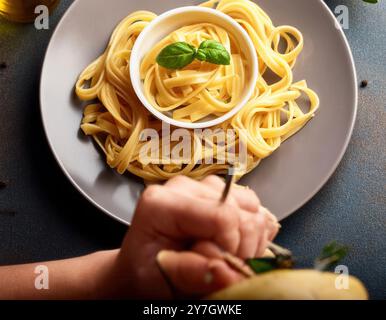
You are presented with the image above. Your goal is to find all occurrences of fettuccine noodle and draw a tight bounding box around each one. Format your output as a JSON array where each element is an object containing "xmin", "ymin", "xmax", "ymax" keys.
[
  {"xmin": 141, "ymin": 23, "xmax": 246, "ymax": 122},
  {"xmin": 75, "ymin": 0, "xmax": 319, "ymax": 182}
]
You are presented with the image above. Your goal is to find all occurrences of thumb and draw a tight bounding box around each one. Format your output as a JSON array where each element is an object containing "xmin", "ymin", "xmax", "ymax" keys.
[{"xmin": 156, "ymin": 250, "xmax": 242, "ymax": 298}]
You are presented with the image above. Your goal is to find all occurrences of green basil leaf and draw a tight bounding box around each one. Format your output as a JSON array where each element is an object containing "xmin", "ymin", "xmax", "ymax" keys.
[
  {"xmin": 196, "ymin": 40, "xmax": 231, "ymax": 65},
  {"xmin": 314, "ymin": 241, "xmax": 349, "ymax": 271},
  {"xmin": 156, "ymin": 42, "xmax": 196, "ymax": 69},
  {"xmin": 363, "ymin": 0, "xmax": 377, "ymax": 3},
  {"xmin": 246, "ymin": 258, "xmax": 277, "ymax": 274}
]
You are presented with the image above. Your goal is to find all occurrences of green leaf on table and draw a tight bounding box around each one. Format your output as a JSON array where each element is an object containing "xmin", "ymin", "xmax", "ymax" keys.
[{"xmin": 314, "ymin": 241, "xmax": 349, "ymax": 271}]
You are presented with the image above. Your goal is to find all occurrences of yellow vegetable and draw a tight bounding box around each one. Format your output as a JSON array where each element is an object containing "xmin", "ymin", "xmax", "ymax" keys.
[{"xmin": 207, "ymin": 269, "xmax": 368, "ymax": 300}]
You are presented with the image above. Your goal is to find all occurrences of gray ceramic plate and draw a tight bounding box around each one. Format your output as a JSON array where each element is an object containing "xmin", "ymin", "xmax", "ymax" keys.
[{"xmin": 40, "ymin": 0, "xmax": 357, "ymax": 224}]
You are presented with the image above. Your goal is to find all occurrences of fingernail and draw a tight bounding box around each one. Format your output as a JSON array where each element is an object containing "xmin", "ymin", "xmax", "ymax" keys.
[
  {"xmin": 263, "ymin": 248, "xmax": 275, "ymax": 258},
  {"xmin": 156, "ymin": 250, "xmax": 174, "ymax": 265},
  {"xmin": 205, "ymin": 260, "xmax": 225, "ymax": 285},
  {"xmin": 207, "ymin": 260, "xmax": 224, "ymax": 284}
]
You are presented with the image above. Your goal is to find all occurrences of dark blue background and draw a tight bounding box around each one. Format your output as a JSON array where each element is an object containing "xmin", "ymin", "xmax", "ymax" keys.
[{"xmin": 0, "ymin": 0, "xmax": 385, "ymax": 299}]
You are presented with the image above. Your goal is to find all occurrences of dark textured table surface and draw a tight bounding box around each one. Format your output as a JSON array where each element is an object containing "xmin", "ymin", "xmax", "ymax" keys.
[{"xmin": 0, "ymin": 0, "xmax": 385, "ymax": 299}]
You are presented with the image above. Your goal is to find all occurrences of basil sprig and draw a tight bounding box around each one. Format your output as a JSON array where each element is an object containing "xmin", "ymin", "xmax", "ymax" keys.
[
  {"xmin": 156, "ymin": 40, "xmax": 230, "ymax": 70},
  {"xmin": 156, "ymin": 42, "xmax": 197, "ymax": 70}
]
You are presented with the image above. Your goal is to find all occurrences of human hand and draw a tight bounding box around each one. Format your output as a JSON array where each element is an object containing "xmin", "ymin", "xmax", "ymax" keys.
[{"xmin": 111, "ymin": 175, "xmax": 279, "ymax": 299}]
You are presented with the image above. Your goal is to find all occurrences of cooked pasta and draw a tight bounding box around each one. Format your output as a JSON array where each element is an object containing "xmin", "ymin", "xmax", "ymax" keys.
[
  {"xmin": 140, "ymin": 23, "xmax": 247, "ymax": 123},
  {"xmin": 75, "ymin": 0, "xmax": 319, "ymax": 182}
]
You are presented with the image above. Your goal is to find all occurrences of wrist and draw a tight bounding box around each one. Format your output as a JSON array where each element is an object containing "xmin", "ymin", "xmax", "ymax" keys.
[{"xmin": 80, "ymin": 249, "xmax": 124, "ymax": 299}]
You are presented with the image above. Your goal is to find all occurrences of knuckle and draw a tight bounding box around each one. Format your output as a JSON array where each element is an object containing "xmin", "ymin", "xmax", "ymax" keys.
[
  {"xmin": 203, "ymin": 175, "xmax": 225, "ymax": 187},
  {"xmin": 213, "ymin": 204, "xmax": 239, "ymax": 231},
  {"xmin": 140, "ymin": 184, "xmax": 163, "ymax": 204},
  {"xmin": 167, "ymin": 175, "xmax": 190, "ymax": 186},
  {"xmin": 226, "ymin": 194, "xmax": 239, "ymax": 207},
  {"xmin": 255, "ymin": 214, "xmax": 266, "ymax": 230},
  {"xmin": 241, "ymin": 215, "xmax": 258, "ymax": 235},
  {"xmin": 242, "ymin": 188, "xmax": 261, "ymax": 207}
]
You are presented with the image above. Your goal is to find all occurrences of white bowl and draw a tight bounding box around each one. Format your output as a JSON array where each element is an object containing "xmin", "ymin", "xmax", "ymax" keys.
[{"xmin": 130, "ymin": 6, "xmax": 258, "ymax": 129}]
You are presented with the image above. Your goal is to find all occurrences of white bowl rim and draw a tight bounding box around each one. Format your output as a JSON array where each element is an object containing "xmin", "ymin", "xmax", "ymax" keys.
[{"xmin": 129, "ymin": 5, "xmax": 259, "ymax": 129}]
